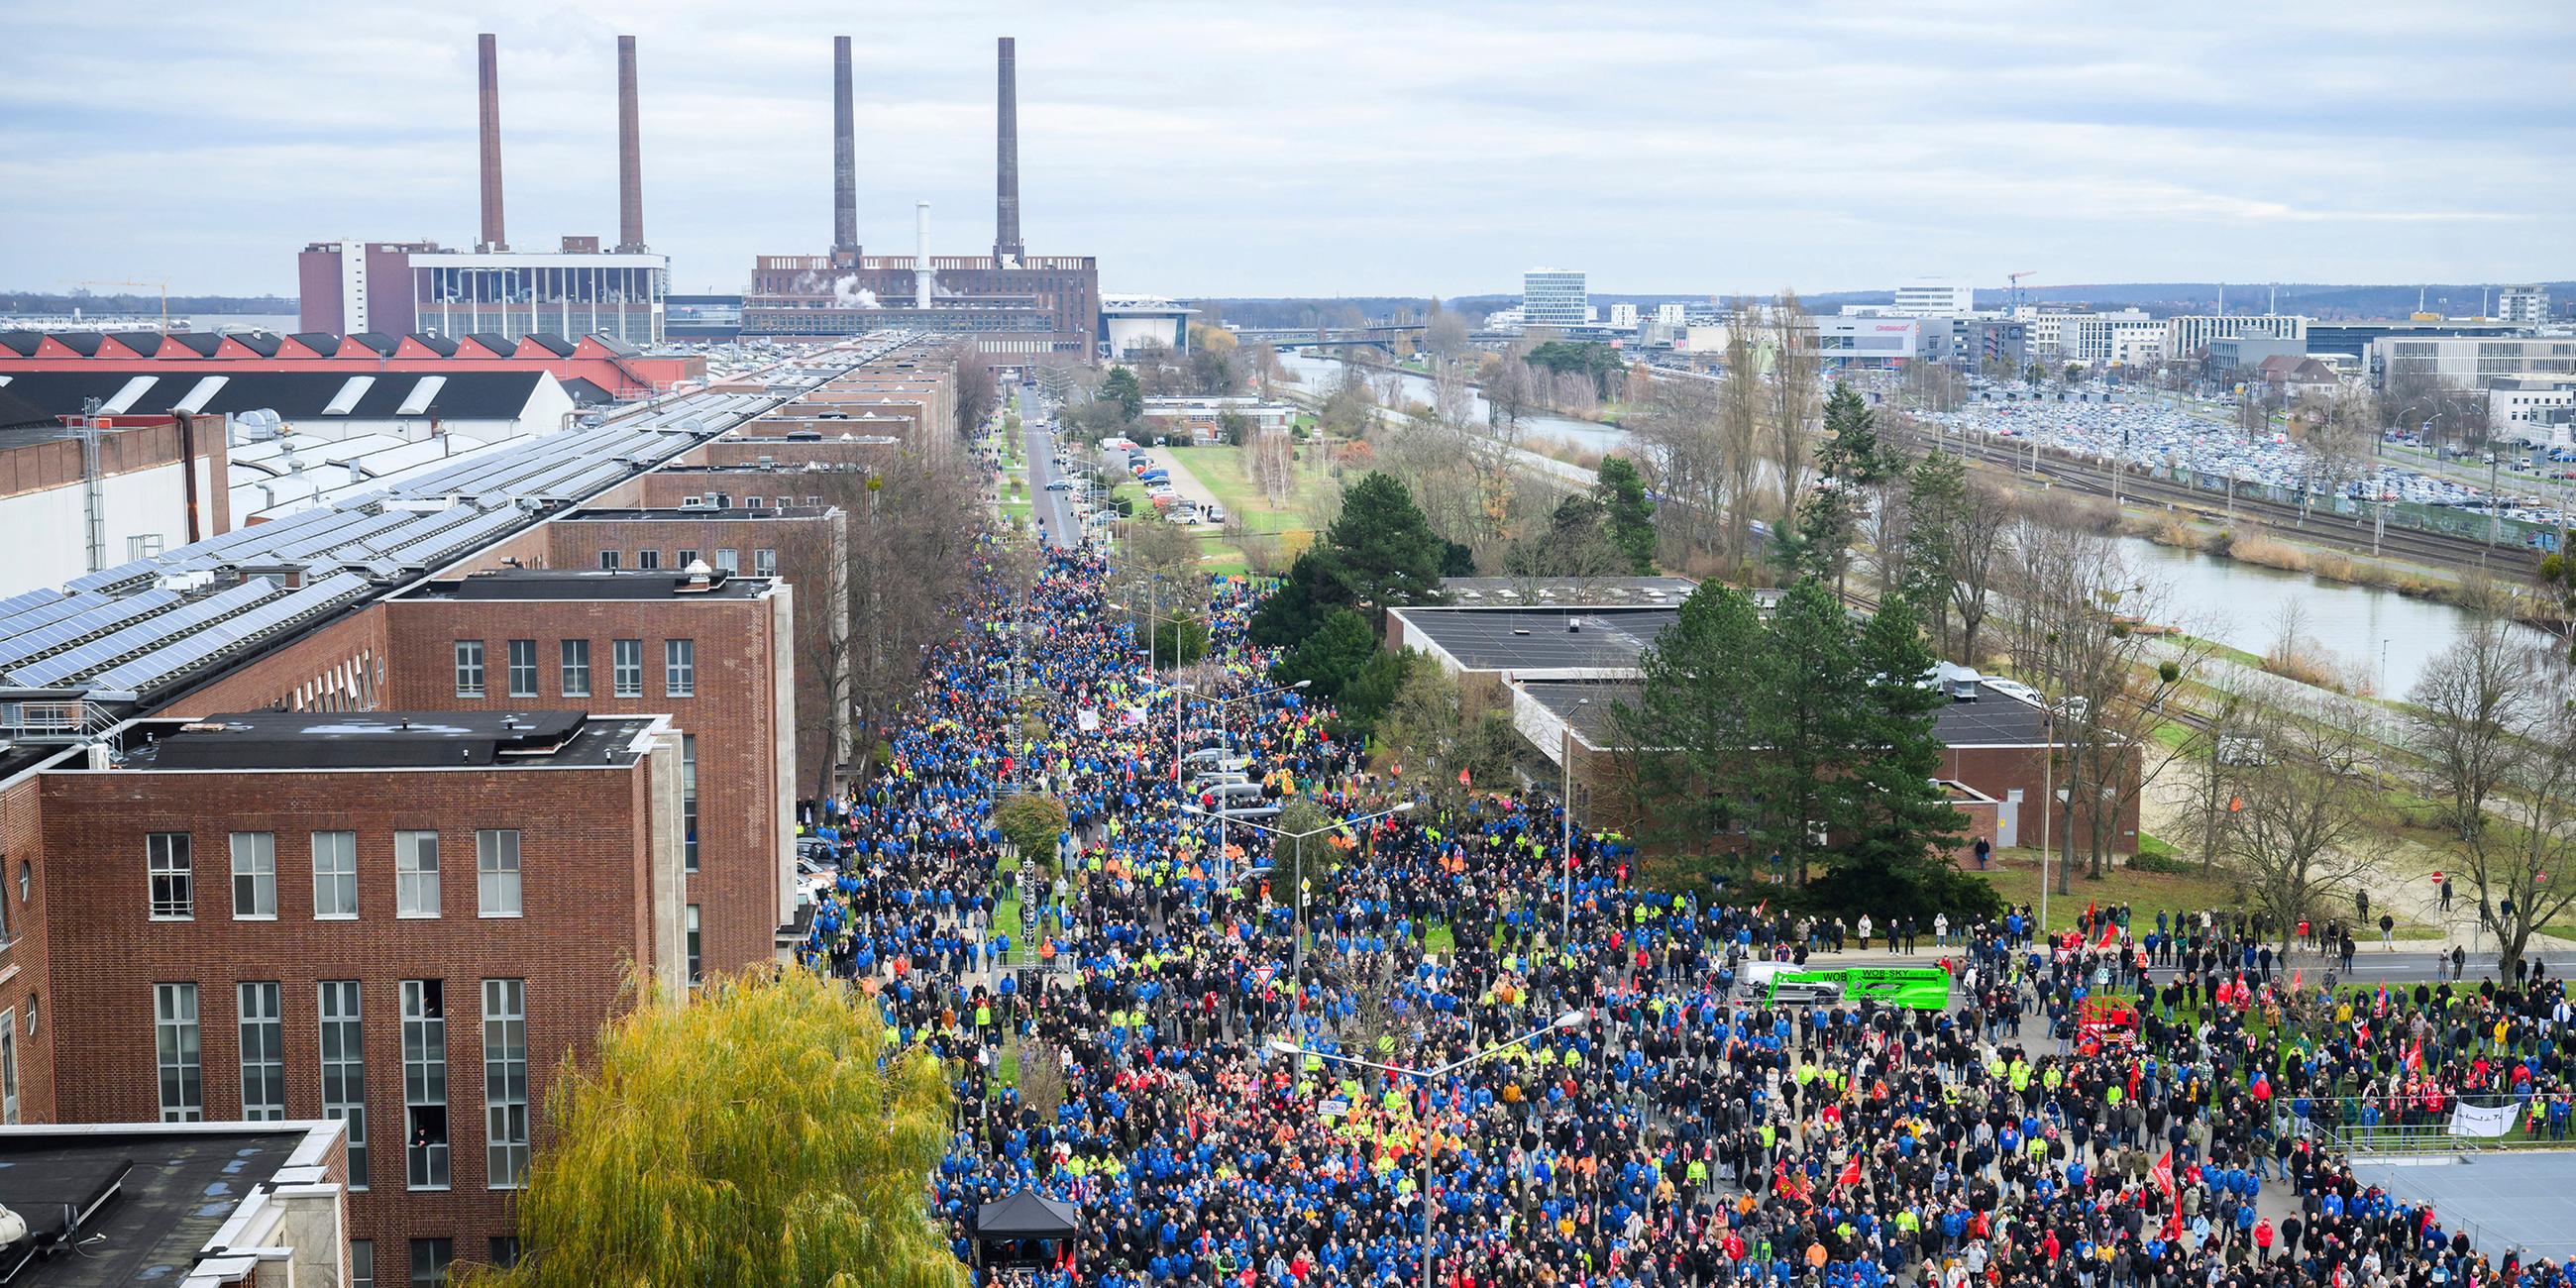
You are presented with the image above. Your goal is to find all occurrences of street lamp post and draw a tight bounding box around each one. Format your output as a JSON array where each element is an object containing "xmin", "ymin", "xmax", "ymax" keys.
[
  {"xmin": 1269, "ymin": 1010, "xmax": 1589, "ymax": 1287},
  {"xmin": 1190, "ymin": 801, "xmax": 1413, "ymax": 1015},
  {"xmin": 1185, "ymin": 680, "xmax": 1313, "ymax": 883},
  {"xmin": 1559, "ymin": 696, "xmax": 1590, "ymax": 946}
]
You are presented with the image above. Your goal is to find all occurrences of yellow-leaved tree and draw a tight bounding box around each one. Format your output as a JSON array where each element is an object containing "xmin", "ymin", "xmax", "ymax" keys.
[{"xmin": 461, "ymin": 968, "xmax": 962, "ymax": 1288}]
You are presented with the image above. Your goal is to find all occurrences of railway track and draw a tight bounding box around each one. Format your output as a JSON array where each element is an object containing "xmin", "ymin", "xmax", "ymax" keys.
[{"xmin": 1904, "ymin": 428, "xmax": 2540, "ymax": 576}]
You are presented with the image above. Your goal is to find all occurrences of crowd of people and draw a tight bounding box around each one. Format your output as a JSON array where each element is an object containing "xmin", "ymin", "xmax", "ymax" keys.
[{"xmin": 792, "ymin": 533, "xmax": 2576, "ymax": 1288}]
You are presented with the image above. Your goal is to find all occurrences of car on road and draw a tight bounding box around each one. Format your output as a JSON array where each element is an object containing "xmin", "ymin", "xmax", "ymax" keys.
[
  {"xmin": 1204, "ymin": 504, "xmax": 1228, "ymax": 523},
  {"xmin": 1044, "ymin": 480, "xmax": 1074, "ymax": 490}
]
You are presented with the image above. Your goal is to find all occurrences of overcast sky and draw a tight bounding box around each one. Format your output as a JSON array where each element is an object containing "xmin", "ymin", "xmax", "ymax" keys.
[{"xmin": 3, "ymin": 1, "xmax": 2568, "ymax": 301}]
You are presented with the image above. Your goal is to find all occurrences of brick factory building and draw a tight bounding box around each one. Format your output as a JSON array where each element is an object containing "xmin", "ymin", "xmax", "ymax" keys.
[
  {"xmin": 32, "ymin": 708, "xmax": 689, "ymax": 1281},
  {"xmin": 742, "ymin": 38, "xmax": 1101, "ymax": 356}
]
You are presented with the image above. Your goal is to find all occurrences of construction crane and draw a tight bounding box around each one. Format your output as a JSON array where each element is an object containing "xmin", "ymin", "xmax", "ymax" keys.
[
  {"xmin": 2007, "ymin": 270, "xmax": 2037, "ymax": 316},
  {"xmin": 68, "ymin": 277, "xmax": 171, "ymax": 330}
]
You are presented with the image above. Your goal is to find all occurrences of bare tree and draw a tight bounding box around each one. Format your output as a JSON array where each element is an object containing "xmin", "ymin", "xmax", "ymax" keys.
[
  {"xmin": 1765, "ymin": 291, "xmax": 1820, "ymax": 521},
  {"xmin": 1717, "ymin": 310, "xmax": 1768, "ymax": 562},
  {"xmin": 2407, "ymin": 618, "xmax": 2528, "ymax": 844},
  {"xmin": 2227, "ymin": 681, "xmax": 2381, "ymax": 954},
  {"xmin": 2167, "ymin": 679, "xmax": 2255, "ymax": 873},
  {"xmin": 2474, "ymin": 663, "xmax": 2576, "ymax": 981}
]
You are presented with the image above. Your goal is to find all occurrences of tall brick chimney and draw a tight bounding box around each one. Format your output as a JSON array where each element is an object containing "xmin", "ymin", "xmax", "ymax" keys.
[
  {"xmin": 615, "ymin": 36, "xmax": 645, "ymax": 252},
  {"xmin": 994, "ymin": 37, "xmax": 1023, "ymax": 267},
  {"xmin": 832, "ymin": 36, "xmax": 858, "ymax": 259},
  {"xmin": 478, "ymin": 34, "xmax": 507, "ymax": 252}
]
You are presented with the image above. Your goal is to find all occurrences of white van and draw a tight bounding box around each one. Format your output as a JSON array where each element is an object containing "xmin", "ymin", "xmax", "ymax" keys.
[{"xmin": 1738, "ymin": 961, "xmax": 1843, "ymax": 1005}]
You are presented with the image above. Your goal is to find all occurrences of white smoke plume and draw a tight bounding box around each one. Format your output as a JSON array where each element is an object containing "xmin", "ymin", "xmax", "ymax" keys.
[{"xmin": 832, "ymin": 275, "xmax": 880, "ymax": 308}]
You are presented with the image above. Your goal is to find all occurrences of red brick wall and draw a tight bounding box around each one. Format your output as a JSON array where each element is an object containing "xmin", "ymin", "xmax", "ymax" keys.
[
  {"xmin": 380, "ymin": 595, "xmax": 788, "ymax": 975},
  {"xmin": 36, "ymin": 760, "xmax": 657, "ymax": 1267},
  {"xmin": 162, "ymin": 604, "xmax": 391, "ymax": 718},
  {"xmin": 0, "ymin": 774, "xmax": 56, "ymax": 1125},
  {"xmin": 1940, "ymin": 743, "xmax": 2142, "ymax": 855}
]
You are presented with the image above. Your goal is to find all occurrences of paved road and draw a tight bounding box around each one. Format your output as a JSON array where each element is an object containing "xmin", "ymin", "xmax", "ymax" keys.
[
  {"xmin": 1018, "ymin": 390, "xmax": 1084, "ymax": 551},
  {"xmin": 1808, "ymin": 944, "xmax": 2494, "ymax": 986}
]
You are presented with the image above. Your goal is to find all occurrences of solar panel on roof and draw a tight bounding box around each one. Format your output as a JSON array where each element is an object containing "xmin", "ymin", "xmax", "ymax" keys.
[
  {"xmin": 0, "ymin": 590, "xmax": 103, "ymax": 639},
  {"xmin": 64, "ymin": 559, "xmax": 162, "ymax": 593},
  {"xmin": 0, "ymin": 590, "xmax": 64, "ymax": 622},
  {"xmin": 5, "ymin": 580, "xmax": 278, "ymax": 688},
  {"xmin": 0, "ymin": 588, "xmax": 181, "ymax": 669},
  {"xmin": 89, "ymin": 572, "xmax": 370, "ymax": 694}
]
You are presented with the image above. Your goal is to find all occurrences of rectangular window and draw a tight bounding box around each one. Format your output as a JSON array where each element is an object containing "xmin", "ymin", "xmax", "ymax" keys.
[
  {"xmin": 408, "ymin": 1237, "xmax": 452, "ymax": 1288},
  {"xmin": 319, "ymin": 980, "xmax": 369, "ymax": 1189},
  {"xmin": 352, "ymin": 1241, "xmax": 375, "ymax": 1288},
  {"xmin": 230, "ymin": 831, "xmax": 276, "ymax": 919},
  {"xmin": 482, "ymin": 979, "xmax": 528, "ymax": 1189},
  {"xmin": 675, "ymin": 548, "xmax": 698, "ymax": 570},
  {"xmin": 746, "ymin": 496, "xmax": 765, "ymax": 510},
  {"xmin": 636, "ymin": 549, "xmax": 660, "ymax": 571},
  {"xmin": 476, "ymin": 830, "xmax": 521, "ymax": 917},
  {"xmin": 402, "ymin": 980, "xmax": 449, "ymax": 1190},
  {"xmin": 712, "ymin": 549, "xmax": 739, "ymax": 574},
  {"xmin": 238, "ymin": 982, "xmax": 285, "ymax": 1121},
  {"xmin": 612, "ymin": 639, "xmax": 643, "ymax": 698},
  {"xmin": 506, "ymin": 639, "xmax": 537, "ymax": 698},
  {"xmin": 663, "ymin": 639, "xmax": 696, "ymax": 698},
  {"xmin": 681, "ymin": 734, "xmax": 698, "ymax": 874},
  {"xmin": 312, "ymin": 830, "xmax": 358, "ymax": 918},
  {"xmin": 156, "ymin": 983, "xmax": 202, "ymax": 1123},
  {"xmin": 597, "ymin": 550, "xmax": 620, "ymax": 571},
  {"xmin": 559, "ymin": 639, "xmax": 590, "ymax": 698},
  {"xmin": 453, "ymin": 640, "xmax": 484, "ymax": 698},
  {"xmin": 686, "ymin": 905, "xmax": 701, "ymax": 987},
  {"xmin": 149, "ymin": 832, "xmax": 193, "ymax": 919},
  {"xmin": 396, "ymin": 831, "xmax": 440, "ymax": 918},
  {"xmin": 488, "ymin": 1237, "xmax": 522, "ymax": 1269},
  {"xmin": 754, "ymin": 548, "xmax": 778, "ymax": 577},
  {"xmin": 0, "ymin": 1010, "xmax": 17, "ymax": 1125}
]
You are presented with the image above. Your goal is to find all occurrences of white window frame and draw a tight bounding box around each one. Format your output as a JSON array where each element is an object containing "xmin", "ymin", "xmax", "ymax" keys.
[
  {"xmin": 482, "ymin": 979, "xmax": 529, "ymax": 1189},
  {"xmin": 559, "ymin": 638, "xmax": 590, "ymax": 698},
  {"xmin": 476, "ymin": 830, "xmax": 521, "ymax": 918},
  {"xmin": 230, "ymin": 831, "xmax": 276, "ymax": 920},
  {"xmin": 394, "ymin": 831, "xmax": 440, "ymax": 918},
  {"xmin": 319, "ymin": 980, "xmax": 369, "ymax": 1189},
  {"xmin": 238, "ymin": 982, "xmax": 286, "ymax": 1121},
  {"xmin": 156, "ymin": 982, "xmax": 202, "ymax": 1123},
  {"xmin": 686, "ymin": 904, "xmax": 701, "ymax": 987},
  {"xmin": 0, "ymin": 1009, "xmax": 17, "ymax": 1125},
  {"xmin": 312, "ymin": 830, "xmax": 358, "ymax": 918},
  {"xmin": 505, "ymin": 638, "xmax": 538, "ymax": 698},
  {"xmin": 663, "ymin": 638, "xmax": 696, "ymax": 698},
  {"xmin": 612, "ymin": 639, "xmax": 643, "ymax": 698},
  {"xmin": 754, "ymin": 548, "xmax": 778, "ymax": 577},
  {"xmin": 401, "ymin": 980, "xmax": 450, "ymax": 1191},
  {"xmin": 149, "ymin": 832, "xmax": 193, "ymax": 920},
  {"xmin": 453, "ymin": 639, "xmax": 484, "ymax": 698}
]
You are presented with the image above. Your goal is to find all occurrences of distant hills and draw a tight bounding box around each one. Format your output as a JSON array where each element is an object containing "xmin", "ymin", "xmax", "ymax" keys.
[{"xmin": 1206, "ymin": 282, "xmax": 2573, "ymax": 327}]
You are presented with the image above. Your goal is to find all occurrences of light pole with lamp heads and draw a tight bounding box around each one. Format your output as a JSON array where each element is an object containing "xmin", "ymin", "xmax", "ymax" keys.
[
  {"xmin": 1187, "ymin": 800, "xmax": 1413, "ymax": 1016},
  {"xmin": 1267, "ymin": 1010, "xmax": 1589, "ymax": 1288}
]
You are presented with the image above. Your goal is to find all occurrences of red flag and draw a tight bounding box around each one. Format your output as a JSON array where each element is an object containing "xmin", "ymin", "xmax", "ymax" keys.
[
  {"xmin": 2406, "ymin": 1038, "xmax": 2422, "ymax": 1073},
  {"xmin": 2292, "ymin": 968, "xmax": 2304, "ymax": 993},
  {"xmin": 1755, "ymin": 899, "xmax": 1768, "ymax": 915},
  {"xmin": 2096, "ymin": 918, "xmax": 2120, "ymax": 949},
  {"xmin": 1458, "ymin": 766, "xmax": 1471, "ymax": 786},
  {"xmin": 2151, "ymin": 1149, "xmax": 2175, "ymax": 1194},
  {"xmin": 1837, "ymin": 1158, "xmax": 1862, "ymax": 1189}
]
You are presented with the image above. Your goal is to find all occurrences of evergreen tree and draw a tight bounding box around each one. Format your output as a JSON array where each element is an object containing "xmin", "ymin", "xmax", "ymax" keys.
[
  {"xmin": 1749, "ymin": 580, "xmax": 1864, "ymax": 886},
  {"xmin": 1269, "ymin": 607, "xmax": 1381, "ymax": 699},
  {"xmin": 1246, "ymin": 550, "xmax": 1337, "ymax": 647},
  {"xmin": 1314, "ymin": 472, "xmax": 1449, "ymax": 620},
  {"xmin": 1594, "ymin": 456, "xmax": 1658, "ymax": 575},
  {"xmin": 1102, "ymin": 366, "xmax": 1144, "ymax": 421},
  {"xmin": 1791, "ymin": 382, "xmax": 1890, "ymax": 584},
  {"xmin": 1615, "ymin": 583, "xmax": 1769, "ymax": 858}
]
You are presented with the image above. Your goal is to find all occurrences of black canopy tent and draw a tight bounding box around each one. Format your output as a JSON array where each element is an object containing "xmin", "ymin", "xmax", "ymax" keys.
[{"xmin": 973, "ymin": 1188, "xmax": 1082, "ymax": 1272}]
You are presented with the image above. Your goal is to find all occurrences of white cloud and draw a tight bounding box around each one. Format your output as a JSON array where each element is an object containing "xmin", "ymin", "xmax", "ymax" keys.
[{"xmin": 0, "ymin": 0, "xmax": 2567, "ymax": 298}]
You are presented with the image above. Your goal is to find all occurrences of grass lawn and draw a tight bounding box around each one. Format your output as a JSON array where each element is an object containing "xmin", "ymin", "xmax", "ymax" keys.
[
  {"xmin": 1975, "ymin": 850, "xmax": 2244, "ymax": 932},
  {"xmin": 1162, "ymin": 445, "xmax": 1336, "ymax": 535},
  {"xmin": 1426, "ymin": 924, "xmax": 1456, "ymax": 955}
]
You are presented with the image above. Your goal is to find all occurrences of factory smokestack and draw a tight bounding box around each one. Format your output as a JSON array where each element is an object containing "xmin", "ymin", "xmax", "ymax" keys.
[
  {"xmin": 478, "ymin": 34, "xmax": 507, "ymax": 252},
  {"xmin": 915, "ymin": 202, "xmax": 933, "ymax": 309},
  {"xmin": 832, "ymin": 37, "xmax": 858, "ymax": 258},
  {"xmin": 994, "ymin": 37, "xmax": 1022, "ymax": 267},
  {"xmin": 615, "ymin": 36, "xmax": 645, "ymax": 252}
]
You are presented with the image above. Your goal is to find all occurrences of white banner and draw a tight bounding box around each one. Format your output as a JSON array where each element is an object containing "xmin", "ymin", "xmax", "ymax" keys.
[
  {"xmin": 2448, "ymin": 1101, "xmax": 2520, "ymax": 1138},
  {"xmin": 1077, "ymin": 709, "xmax": 1101, "ymax": 732}
]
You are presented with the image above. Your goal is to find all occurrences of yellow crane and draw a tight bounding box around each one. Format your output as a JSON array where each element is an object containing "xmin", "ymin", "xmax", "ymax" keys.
[{"xmin": 67, "ymin": 277, "xmax": 171, "ymax": 330}]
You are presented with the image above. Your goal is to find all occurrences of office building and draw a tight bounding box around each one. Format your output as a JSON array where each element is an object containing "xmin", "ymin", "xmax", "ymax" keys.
[
  {"xmin": 1654, "ymin": 302, "xmax": 1686, "ymax": 328},
  {"xmin": 2372, "ymin": 336, "xmax": 2576, "ymax": 389},
  {"xmin": 1522, "ymin": 269, "xmax": 1588, "ymax": 329},
  {"xmin": 2164, "ymin": 314, "xmax": 2308, "ymax": 361},
  {"xmin": 1890, "ymin": 279, "xmax": 1977, "ymax": 317},
  {"xmin": 1606, "ymin": 303, "xmax": 1639, "ymax": 329},
  {"xmin": 2491, "ymin": 377, "xmax": 2576, "ymax": 447},
  {"xmin": 2499, "ymin": 285, "xmax": 2551, "ymax": 327}
]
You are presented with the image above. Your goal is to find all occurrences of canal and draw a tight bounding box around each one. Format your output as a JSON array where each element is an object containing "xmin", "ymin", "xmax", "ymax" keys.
[{"xmin": 1281, "ymin": 353, "xmax": 2505, "ymax": 695}]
